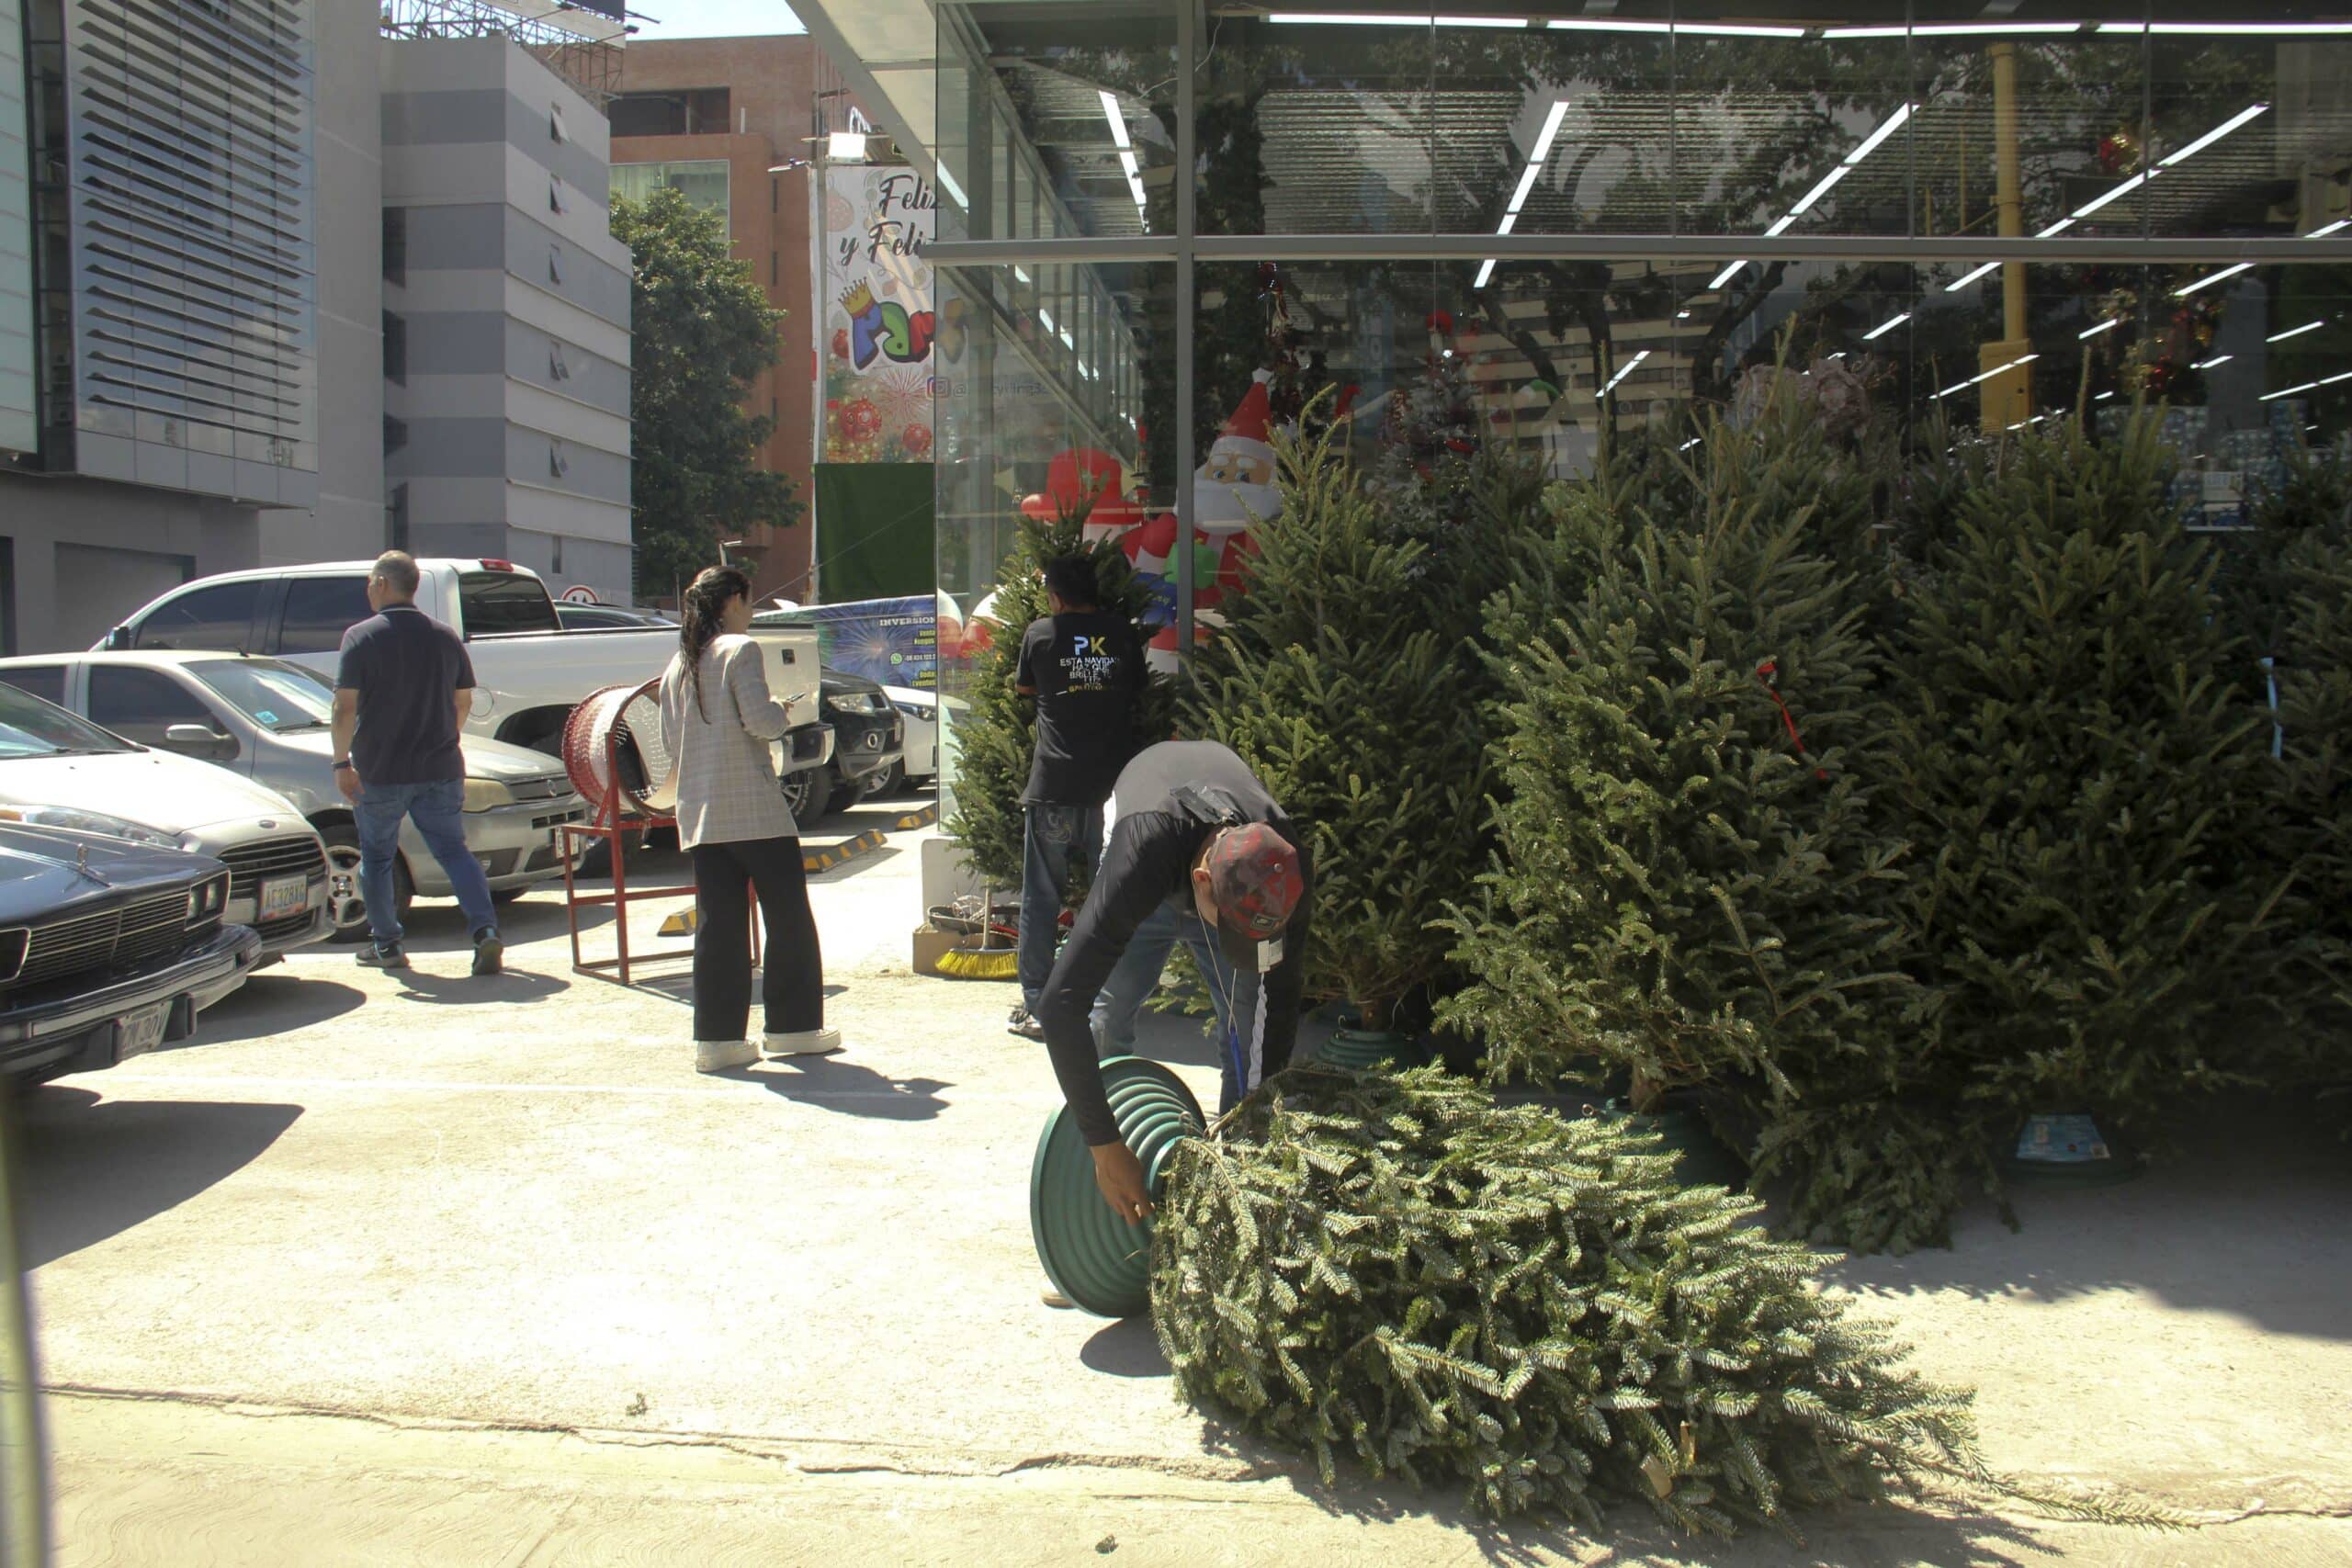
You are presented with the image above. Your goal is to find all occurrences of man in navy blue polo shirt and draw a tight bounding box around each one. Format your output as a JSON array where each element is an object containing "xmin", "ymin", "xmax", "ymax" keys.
[{"xmin": 330, "ymin": 551, "xmax": 502, "ymax": 976}]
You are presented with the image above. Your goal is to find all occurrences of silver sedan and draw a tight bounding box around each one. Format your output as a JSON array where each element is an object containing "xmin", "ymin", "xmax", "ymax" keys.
[{"xmin": 0, "ymin": 652, "xmax": 590, "ymax": 942}]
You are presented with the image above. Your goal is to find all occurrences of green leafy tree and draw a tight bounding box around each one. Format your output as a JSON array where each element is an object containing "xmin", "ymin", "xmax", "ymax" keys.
[
  {"xmin": 1182, "ymin": 413, "xmax": 1502, "ymax": 1024},
  {"xmin": 610, "ymin": 186, "xmax": 798, "ymax": 601},
  {"xmin": 944, "ymin": 502, "xmax": 1173, "ymax": 891},
  {"xmin": 1887, "ymin": 413, "xmax": 2281, "ymax": 1136}
]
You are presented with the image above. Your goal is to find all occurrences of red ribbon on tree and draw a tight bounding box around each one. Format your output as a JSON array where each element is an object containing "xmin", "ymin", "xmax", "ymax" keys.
[{"xmin": 1755, "ymin": 660, "xmax": 1828, "ymax": 781}]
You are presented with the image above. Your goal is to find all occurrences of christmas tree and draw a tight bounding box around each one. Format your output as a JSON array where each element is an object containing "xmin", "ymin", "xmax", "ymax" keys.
[
  {"xmin": 944, "ymin": 497, "xmax": 1173, "ymax": 891},
  {"xmin": 1151, "ymin": 1066, "xmax": 2164, "ymax": 1535},
  {"xmin": 1182, "ymin": 407, "xmax": 1502, "ymax": 1025},
  {"xmin": 2256, "ymin": 451, "xmax": 2352, "ymax": 1097},
  {"xmin": 1441, "ymin": 400, "xmax": 1936, "ymax": 1235},
  {"xmin": 1886, "ymin": 412, "xmax": 2280, "ymax": 1137},
  {"xmin": 1368, "ymin": 310, "xmax": 1485, "ymax": 549}
]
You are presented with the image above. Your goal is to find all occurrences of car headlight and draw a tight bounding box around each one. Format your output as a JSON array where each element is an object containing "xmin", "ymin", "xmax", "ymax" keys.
[
  {"xmin": 187, "ymin": 873, "xmax": 229, "ymax": 922},
  {"xmin": 824, "ymin": 691, "xmax": 887, "ymax": 716},
  {"xmin": 0, "ymin": 805, "xmax": 183, "ymax": 848},
  {"xmin": 889, "ymin": 699, "xmax": 935, "ymax": 721},
  {"xmin": 461, "ymin": 778, "xmax": 516, "ymax": 812}
]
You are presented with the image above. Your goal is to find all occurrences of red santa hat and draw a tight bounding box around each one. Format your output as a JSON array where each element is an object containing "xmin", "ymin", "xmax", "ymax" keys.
[{"xmin": 1212, "ymin": 369, "xmax": 1275, "ymax": 464}]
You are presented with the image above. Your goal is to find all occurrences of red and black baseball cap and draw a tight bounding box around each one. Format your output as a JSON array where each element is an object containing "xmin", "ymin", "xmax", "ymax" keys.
[{"xmin": 1204, "ymin": 822, "xmax": 1305, "ymax": 973}]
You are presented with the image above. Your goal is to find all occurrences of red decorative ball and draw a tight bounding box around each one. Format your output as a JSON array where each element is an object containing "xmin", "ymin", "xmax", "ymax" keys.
[
  {"xmin": 831, "ymin": 327, "xmax": 851, "ymax": 360},
  {"xmin": 1426, "ymin": 310, "xmax": 1455, "ymax": 334},
  {"xmin": 901, "ymin": 423, "xmax": 933, "ymax": 457},
  {"xmin": 840, "ymin": 398, "xmax": 881, "ymax": 441}
]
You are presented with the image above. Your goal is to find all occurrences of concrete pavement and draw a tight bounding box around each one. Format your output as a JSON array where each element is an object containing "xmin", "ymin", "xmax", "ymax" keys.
[{"xmin": 15, "ymin": 794, "xmax": 2352, "ymax": 1565}]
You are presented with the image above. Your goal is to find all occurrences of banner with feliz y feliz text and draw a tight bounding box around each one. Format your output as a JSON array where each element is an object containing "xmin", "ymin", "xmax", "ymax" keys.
[{"xmin": 821, "ymin": 166, "xmax": 952, "ymax": 463}]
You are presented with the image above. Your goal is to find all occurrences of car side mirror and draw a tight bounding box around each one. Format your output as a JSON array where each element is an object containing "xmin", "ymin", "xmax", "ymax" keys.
[
  {"xmin": 164, "ymin": 723, "xmax": 238, "ymax": 761},
  {"xmin": 103, "ymin": 626, "xmax": 131, "ymax": 650}
]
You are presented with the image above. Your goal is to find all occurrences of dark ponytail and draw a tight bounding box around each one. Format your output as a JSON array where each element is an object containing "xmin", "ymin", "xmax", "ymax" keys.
[{"xmin": 679, "ymin": 565, "xmax": 753, "ymax": 720}]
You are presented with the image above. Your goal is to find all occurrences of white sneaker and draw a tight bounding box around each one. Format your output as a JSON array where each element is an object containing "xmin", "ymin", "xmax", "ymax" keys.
[
  {"xmin": 762, "ymin": 1028, "xmax": 842, "ymax": 1059},
  {"xmin": 695, "ymin": 1039, "xmax": 758, "ymax": 1073}
]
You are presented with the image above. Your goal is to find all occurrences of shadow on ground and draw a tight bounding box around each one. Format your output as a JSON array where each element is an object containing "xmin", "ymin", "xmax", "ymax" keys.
[
  {"xmin": 1835, "ymin": 1094, "xmax": 2352, "ymax": 1340},
  {"xmin": 175, "ymin": 972, "xmax": 366, "ymax": 1045},
  {"xmin": 10, "ymin": 1087, "xmax": 303, "ymax": 1269},
  {"xmin": 732, "ymin": 1055, "xmax": 951, "ymax": 1122},
  {"xmin": 1180, "ymin": 1405, "xmax": 2050, "ymax": 1568}
]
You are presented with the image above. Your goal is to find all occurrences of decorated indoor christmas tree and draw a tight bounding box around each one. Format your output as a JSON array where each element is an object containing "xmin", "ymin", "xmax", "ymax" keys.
[
  {"xmin": 944, "ymin": 496, "xmax": 1172, "ymax": 891},
  {"xmin": 1886, "ymin": 413, "xmax": 2279, "ymax": 1147},
  {"xmin": 1368, "ymin": 310, "xmax": 1485, "ymax": 548}
]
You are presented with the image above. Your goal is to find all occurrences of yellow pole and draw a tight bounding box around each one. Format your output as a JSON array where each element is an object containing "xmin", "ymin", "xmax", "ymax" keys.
[{"xmin": 1979, "ymin": 42, "xmax": 2034, "ymax": 427}]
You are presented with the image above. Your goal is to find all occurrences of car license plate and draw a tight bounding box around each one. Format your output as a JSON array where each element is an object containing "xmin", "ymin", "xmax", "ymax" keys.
[
  {"xmin": 260, "ymin": 874, "xmax": 308, "ymax": 920},
  {"xmin": 117, "ymin": 1000, "xmax": 170, "ymax": 1063}
]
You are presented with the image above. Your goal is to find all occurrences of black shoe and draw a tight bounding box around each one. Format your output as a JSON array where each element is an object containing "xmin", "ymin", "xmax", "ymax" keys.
[
  {"xmin": 1007, "ymin": 1006, "xmax": 1046, "ymax": 1043},
  {"xmin": 357, "ymin": 943, "xmax": 409, "ymax": 970},
  {"xmin": 471, "ymin": 929, "xmax": 503, "ymax": 976}
]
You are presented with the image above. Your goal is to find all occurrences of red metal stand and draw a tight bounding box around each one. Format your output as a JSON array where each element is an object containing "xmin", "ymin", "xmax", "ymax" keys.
[{"xmin": 559, "ymin": 705, "xmax": 758, "ymax": 985}]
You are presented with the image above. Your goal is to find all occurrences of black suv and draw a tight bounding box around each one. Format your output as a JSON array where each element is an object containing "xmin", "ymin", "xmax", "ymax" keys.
[{"xmin": 780, "ymin": 669, "xmax": 903, "ymax": 823}]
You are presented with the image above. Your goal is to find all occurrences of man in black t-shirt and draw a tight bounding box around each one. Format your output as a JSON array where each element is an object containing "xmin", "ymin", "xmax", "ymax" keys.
[
  {"xmin": 331, "ymin": 551, "xmax": 502, "ymax": 976},
  {"xmin": 1008, "ymin": 556, "xmax": 1145, "ymax": 1040}
]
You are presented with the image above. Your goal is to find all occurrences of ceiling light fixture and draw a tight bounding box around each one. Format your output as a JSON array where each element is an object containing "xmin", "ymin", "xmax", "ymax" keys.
[
  {"xmin": 1596, "ymin": 349, "xmax": 1651, "ymax": 399},
  {"xmin": 1478, "ymin": 99, "xmax": 1569, "ymax": 286},
  {"xmin": 2158, "ymin": 104, "xmax": 2268, "ymax": 168},
  {"xmin": 1708, "ymin": 260, "xmax": 1747, "ymax": 289},
  {"xmin": 1826, "ymin": 21, "xmax": 2085, "ymax": 38},
  {"xmin": 1934, "ymin": 351, "xmax": 2039, "ymax": 399},
  {"xmin": 1271, "ymin": 12, "xmax": 1526, "ymax": 25},
  {"xmin": 1861, "ymin": 311, "xmax": 1910, "ymax": 341},
  {"xmin": 2096, "ymin": 389, "xmax": 2116, "ymax": 400},
  {"xmin": 1945, "ymin": 261, "xmax": 2003, "ymax": 292},
  {"xmin": 2304, "ymin": 220, "xmax": 2349, "ymax": 239},
  {"xmin": 2175, "ymin": 261, "xmax": 2253, "ymax": 297},
  {"xmin": 1679, "ymin": 436, "xmax": 1702, "ymax": 451},
  {"xmin": 2192, "ymin": 354, "xmax": 2233, "ymax": 370},
  {"xmin": 2267, "ymin": 321, "xmax": 2324, "ymax": 343},
  {"xmin": 934, "ymin": 164, "xmax": 967, "ymax": 209},
  {"xmin": 2098, "ymin": 21, "xmax": 2352, "ymax": 36},
  {"xmin": 2079, "ymin": 318, "xmax": 2120, "ymax": 339},
  {"xmin": 2038, "ymin": 218, "xmax": 2076, "ymax": 238}
]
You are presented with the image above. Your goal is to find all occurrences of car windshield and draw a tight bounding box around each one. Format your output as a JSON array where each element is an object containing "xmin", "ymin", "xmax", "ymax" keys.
[
  {"xmin": 0, "ymin": 680, "xmax": 136, "ymax": 759},
  {"xmin": 187, "ymin": 658, "xmax": 336, "ymax": 732}
]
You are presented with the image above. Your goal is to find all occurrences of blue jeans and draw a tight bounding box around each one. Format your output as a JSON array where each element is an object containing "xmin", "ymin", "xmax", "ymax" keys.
[
  {"xmin": 1018, "ymin": 803, "xmax": 1103, "ymax": 1013},
  {"xmin": 356, "ymin": 777, "xmax": 496, "ymax": 949},
  {"xmin": 1090, "ymin": 896, "xmax": 1258, "ymax": 1113}
]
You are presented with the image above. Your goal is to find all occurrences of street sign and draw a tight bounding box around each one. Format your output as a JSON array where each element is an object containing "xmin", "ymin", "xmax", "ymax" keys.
[{"xmin": 559, "ymin": 585, "xmax": 602, "ymax": 604}]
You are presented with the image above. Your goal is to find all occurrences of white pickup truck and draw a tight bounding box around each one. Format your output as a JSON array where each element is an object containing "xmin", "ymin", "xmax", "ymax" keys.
[{"xmin": 96, "ymin": 558, "xmax": 831, "ymax": 783}]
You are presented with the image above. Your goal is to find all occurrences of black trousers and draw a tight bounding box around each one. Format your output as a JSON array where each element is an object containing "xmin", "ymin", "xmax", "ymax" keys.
[{"xmin": 690, "ymin": 836, "xmax": 823, "ymax": 1042}]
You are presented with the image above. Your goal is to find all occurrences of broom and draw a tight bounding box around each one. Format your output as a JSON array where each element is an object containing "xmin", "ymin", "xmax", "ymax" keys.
[{"xmin": 933, "ymin": 885, "xmax": 1020, "ymax": 979}]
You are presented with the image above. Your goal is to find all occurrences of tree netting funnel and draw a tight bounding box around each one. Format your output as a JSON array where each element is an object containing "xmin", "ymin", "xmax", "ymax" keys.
[
  {"xmin": 561, "ymin": 680, "xmax": 676, "ymax": 816},
  {"xmin": 1030, "ymin": 1055, "xmax": 1206, "ymax": 1318}
]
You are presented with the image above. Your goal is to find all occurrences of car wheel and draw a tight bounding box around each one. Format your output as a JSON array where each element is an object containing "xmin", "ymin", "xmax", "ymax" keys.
[
  {"xmin": 320, "ymin": 825, "xmax": 413, "ymax": 944},
  {"xmin": 779, "ymin": 764, "xmax": 831, "ymax": 825},
  {"xmin": 872, "ymin": 760, "xmax": 907, "ymax": 797}
]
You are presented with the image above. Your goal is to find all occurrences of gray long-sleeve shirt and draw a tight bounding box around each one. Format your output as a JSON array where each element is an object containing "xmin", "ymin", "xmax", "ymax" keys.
[{"xmin": 658, "ymin": 634, "xmax": 796, "ymax": 849}]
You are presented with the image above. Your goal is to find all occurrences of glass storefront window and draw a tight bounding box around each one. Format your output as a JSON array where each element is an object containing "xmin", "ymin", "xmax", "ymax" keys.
[
  {"xmin": 934, "ymin": 1, "xmax": 1181, "ymax": 244},
  {"xmin": 899, "ymin": 0, "xmax": 2352, "ymax": 815}
]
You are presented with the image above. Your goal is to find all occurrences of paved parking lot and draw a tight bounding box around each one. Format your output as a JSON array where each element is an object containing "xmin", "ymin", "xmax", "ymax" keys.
[{"xmin": 15, "ymin": 793, "xmax": 2352, "ymax": 1566}]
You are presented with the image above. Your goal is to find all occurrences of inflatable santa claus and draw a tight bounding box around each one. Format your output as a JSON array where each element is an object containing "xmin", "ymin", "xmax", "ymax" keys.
[{"xmin": 1121, "ymin": 369, "xmax": 1283, "ymax": 671}]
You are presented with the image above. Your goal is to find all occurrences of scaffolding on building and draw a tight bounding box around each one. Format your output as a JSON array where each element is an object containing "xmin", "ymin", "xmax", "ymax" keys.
[{"xmin": 380, "ymin": 0, "xmax": 629, "ymax": 107}]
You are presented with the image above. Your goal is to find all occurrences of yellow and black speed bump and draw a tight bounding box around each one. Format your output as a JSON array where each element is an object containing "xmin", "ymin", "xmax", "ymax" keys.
[
  {"xmin": 803, "ymin": 827, "xmax": 887, "ymax": 874},
  {"xmin": 892, "ymin": 801, "xmax": 940, "ymax": 830},
  {"xmin": 659, "ymin": 829, "xmax": 892, "ymax": 935}
]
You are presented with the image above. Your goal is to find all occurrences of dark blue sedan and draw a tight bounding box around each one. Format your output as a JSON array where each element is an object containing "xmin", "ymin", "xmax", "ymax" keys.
[{"xmin": 0, "ymin": 823, "xmax": 262, "ymax": 1086}]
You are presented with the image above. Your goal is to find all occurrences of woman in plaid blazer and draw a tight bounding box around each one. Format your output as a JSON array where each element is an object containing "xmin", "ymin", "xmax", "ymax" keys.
[{"xmin": 659, "ymin": 566, "xmax": 843, "ymax": 1073}]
